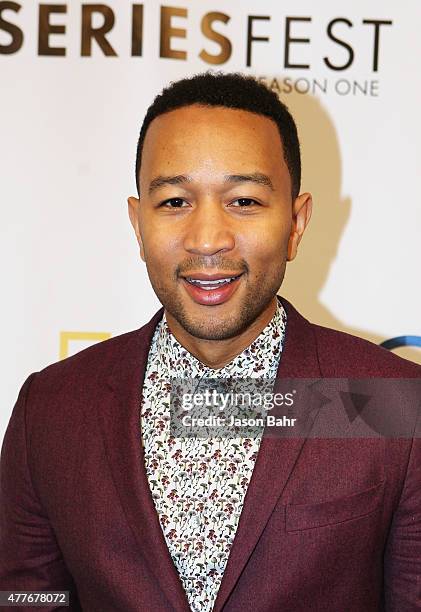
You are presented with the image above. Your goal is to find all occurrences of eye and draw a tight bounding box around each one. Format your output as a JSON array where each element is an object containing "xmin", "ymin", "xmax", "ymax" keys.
[
  {"xmin": 230, "ymin": 198, "xmax": 260, "ymax": 207},
  {"xmin": 159, "ymin": 198, "xmax": 189, "ymax": 208}
]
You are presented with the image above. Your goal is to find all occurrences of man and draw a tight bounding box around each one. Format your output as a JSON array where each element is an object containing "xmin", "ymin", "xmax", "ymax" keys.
[{"xmin": 0, "ymin": 72, "xmax": 420, "ymax": 611}]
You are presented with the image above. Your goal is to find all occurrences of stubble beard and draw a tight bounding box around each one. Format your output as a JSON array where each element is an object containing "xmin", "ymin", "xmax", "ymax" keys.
[{"xmin": 148, "ymin": 265, "xmax": 286, "ymax": 341}]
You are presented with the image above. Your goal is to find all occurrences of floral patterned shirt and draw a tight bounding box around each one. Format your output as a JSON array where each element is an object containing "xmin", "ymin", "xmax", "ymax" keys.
[{"xmin": 140, "ymin": 300, "xmax": 286, "ymax": 611}]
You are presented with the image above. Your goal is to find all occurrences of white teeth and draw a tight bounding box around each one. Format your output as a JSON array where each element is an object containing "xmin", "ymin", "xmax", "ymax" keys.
[{"xmin": 187, "ymin": 276, "xmax": 236, "ymax": 287}]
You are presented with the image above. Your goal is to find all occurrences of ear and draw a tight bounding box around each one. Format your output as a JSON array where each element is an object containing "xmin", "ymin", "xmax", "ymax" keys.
[
  {"xmin": 287, "ymin": 192, "xmax": 313, "ymax": 261},
  {"xmin": 127, "ymin": 196, "xmax": 145, "ymax": 261}
]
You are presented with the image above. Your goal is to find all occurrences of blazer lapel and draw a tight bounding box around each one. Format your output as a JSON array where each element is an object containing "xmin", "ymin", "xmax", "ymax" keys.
[
  {"xmin": 213, "ymin": 297, "xmax": 323, "ymax": 612},
  {"xmin": 99, "ymin": 308, "xmax": 191, "ymax": 612}
]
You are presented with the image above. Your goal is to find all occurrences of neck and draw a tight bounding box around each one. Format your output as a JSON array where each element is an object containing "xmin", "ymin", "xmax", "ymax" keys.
[{"xmin": 164, "ymin": 297, "xmax": 278, "ymax": 370}]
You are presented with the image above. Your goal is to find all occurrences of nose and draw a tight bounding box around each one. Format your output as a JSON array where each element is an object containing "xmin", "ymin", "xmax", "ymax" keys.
[{"xmin": 183, "ymin": 199, "xmax": 235, "ymax": 256}]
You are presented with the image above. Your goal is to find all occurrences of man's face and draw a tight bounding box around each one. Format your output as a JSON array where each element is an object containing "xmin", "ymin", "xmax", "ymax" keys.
[{"xmin": 128, "ymin": 104, "xmax": 311, "ymax": 341}]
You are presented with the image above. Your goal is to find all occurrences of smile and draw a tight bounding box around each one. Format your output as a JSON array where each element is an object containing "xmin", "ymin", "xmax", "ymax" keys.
[
  {"xmin": 184, "ymin": 275, "xmax": 241, "ymax": 290},
  {"xmin": 181, "ymin": 273, "xmax": 244, "ymax": 306}
]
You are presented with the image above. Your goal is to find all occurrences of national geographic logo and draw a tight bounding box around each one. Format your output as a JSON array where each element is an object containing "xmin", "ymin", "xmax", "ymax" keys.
[{"xmin": 1, "ymin": 3, "xmax": 392, "ymax": 98}]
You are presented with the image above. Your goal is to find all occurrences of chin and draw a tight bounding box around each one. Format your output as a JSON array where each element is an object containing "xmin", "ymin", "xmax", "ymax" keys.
[
  {"xmin": 172, "ymin": 306, "xmax": 259, "ymax": 341},
  {"xmin": 181, "ymin": 320, "xmax": 247, "ymax": 341}
]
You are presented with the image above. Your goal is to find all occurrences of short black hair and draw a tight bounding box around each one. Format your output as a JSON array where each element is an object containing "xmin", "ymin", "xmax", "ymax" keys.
[{"xmin": 135, "ymin": 71, "xmax": 301, "ymax": 200}]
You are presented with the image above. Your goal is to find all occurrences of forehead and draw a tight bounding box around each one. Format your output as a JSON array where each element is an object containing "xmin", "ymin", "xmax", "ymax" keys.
[{"xmin": 139, "ymin": 105, "xmax": 288, "ymax": 183}]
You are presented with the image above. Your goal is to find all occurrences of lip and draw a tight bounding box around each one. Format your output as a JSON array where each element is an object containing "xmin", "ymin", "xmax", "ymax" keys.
[{"xmin": 181, "ymin": 272, "xmax": 244, "ymax": 306}]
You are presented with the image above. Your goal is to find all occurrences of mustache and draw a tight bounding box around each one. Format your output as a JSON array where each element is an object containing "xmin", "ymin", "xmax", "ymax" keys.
[{"xmin": 176, "ymin": 256, "xmax": 249, "ymax": 277}]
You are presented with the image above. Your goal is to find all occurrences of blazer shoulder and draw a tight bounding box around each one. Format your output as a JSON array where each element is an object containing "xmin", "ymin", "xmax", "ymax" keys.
[
  {"xmin": 28, "ymin": 308, "xmax": 164, "ymax": 395},
  {"xmin": 40, "ymin": 328, "xmax": 137, "ymax": 376},
  {"xmin": 311, "ymin": 323, "xmax": 421, "ymax": 377}
]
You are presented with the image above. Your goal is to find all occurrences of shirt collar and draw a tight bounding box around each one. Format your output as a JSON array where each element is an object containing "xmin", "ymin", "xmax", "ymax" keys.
[{"xmin": 154, "ymin": 297, "xmax": 287, "ymax": 379}]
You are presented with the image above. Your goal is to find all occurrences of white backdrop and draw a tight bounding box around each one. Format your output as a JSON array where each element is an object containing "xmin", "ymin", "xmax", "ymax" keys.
[{"xmin": 1, "ymin": 0, "xmax": 420, "ymax": 443}]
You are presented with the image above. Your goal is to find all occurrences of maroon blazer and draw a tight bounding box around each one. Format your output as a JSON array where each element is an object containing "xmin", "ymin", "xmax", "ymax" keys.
[{"xmin": 1, "ymin": 298, "xmax": 420, "ymax": 611}]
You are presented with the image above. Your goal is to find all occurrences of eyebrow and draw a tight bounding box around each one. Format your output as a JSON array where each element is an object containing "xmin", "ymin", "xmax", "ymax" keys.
[{"xmin": 147, "ymin": 172, "xmax": 275, "ymax": 195}]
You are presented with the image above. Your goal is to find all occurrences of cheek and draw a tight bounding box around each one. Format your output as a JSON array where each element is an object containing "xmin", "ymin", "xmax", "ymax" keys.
[
  {"xmin": 141, "ymin": 218, "xmax": 181, "ymax": 260},
  {"xmin": 237, "ymin": 219, "xmax": 290, "ymax": 264}
]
